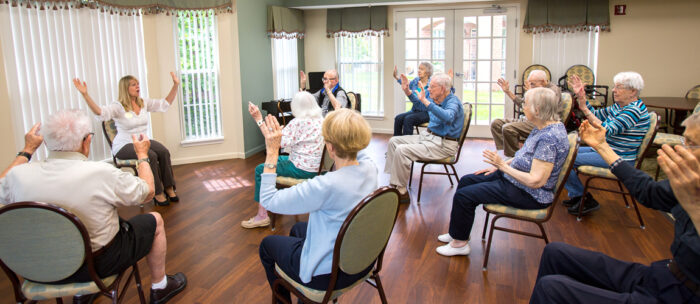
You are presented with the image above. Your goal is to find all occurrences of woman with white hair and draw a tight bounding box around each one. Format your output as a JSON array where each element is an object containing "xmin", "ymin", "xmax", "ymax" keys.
[
  {"xmin": 436, "ymin": 87, "xmax": 569, "ymax": 256},
  {"xmin": 392, "ymin": 62, "xmax": 434, "ymax": 136},
  {"xmin": 243, "ymin": 91, "xmax": 325, "ymax": 228},
  {"xmin": 73, "ymin": 73, "xmax": 180, "ymax": 206},
  {"xmin": 562, "ymin": 72, "xmax": 651, "ymax": 215}
]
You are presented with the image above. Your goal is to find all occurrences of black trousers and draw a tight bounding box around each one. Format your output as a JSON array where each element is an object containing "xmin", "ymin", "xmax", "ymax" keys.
[
  {"xmin": 259, "ymin": 222, "xmax": 372, "ymax": 304},
  {"xmin": 530, "ymin": 242, "xmax": 699, "ymax": 304},
  {"xmin": 115, "ymin": 139, "xmax": 175, "ymax": 195},
  {"xmin": 394, "ymin": 111, "xmax": 429, "ymax": 136},
  {"xmin": 448, "ymin": 171, "xmax": 542, "ymax": 241}
]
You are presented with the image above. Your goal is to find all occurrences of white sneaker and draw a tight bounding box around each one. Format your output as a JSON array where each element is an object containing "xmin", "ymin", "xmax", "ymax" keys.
[
  {"xmin": 437, "ymin": 233, "xmax": 454, "ymax": 243},
  {"xmin": 436, "ymin": 243, "xmax": 471, "ymax": 256}
]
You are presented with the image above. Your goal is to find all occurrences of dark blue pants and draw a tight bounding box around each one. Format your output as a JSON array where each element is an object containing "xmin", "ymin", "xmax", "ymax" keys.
[
  {"xmin": 530, "ymin": 242, "xmax": 699, "ymax": 304},
  {"xmin": 259, "ymin": 222, "xmax": 372, "ymax": 303},
  {"xmin": 448, "ymin": 171, "xmax": 543, "ymax": 241},
  {"xmin": 394, "ymin": 111, "xmax": 429, "ymax": 136}
]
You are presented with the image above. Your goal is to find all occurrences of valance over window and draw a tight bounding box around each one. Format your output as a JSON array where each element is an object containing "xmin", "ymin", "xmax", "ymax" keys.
[
  {"xmin": 267, "ymin": 5, "xmax": 305, "ymax": 39},
  {"xmin": 2, "ymin": 0, "xmax": 234, "ymax": 15},
  {"xmin": 524, "ymin": 0, "xmax": 609, "ymax": 33},
  {"xmin": 326, "ymin": 6, "xmax": 388, "ymax": 38}
]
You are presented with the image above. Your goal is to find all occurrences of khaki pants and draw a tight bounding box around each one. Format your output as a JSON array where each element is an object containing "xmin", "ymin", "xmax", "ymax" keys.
[
  {"xmin": 384, "ymin": 132, "xmax": 459, "ymax": 188},
  {"xmin": 490, "ymin": 118, "xmax": 535, "ymax": 157}
]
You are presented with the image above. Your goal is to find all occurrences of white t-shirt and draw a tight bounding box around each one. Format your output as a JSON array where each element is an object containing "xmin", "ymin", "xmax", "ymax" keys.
[{"xmin": 97, "ymin": 98, "xmax": 170, "ymax": 155}]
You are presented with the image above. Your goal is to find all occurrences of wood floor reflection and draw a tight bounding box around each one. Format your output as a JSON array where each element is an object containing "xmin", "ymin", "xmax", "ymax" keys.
[{"xmin": 0, "ymin": 134, "xmax": 673, "ymax": 304}]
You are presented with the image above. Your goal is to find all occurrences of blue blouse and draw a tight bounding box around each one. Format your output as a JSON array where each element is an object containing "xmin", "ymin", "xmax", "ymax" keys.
[
  {"xmin": 397, "ymin": 77, "xmax": 430, "ymax": 112},
  {"xmin": 503, "ymin": 123, "xmax": 569, "ymax": 204}
]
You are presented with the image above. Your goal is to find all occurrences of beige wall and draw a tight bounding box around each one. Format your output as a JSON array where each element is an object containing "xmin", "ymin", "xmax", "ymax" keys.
[{"xmin": 0, "ymin": 13, "xmax": 245, "ymax": 166}]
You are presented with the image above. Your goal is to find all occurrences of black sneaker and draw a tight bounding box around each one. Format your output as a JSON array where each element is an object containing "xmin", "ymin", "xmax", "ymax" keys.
[
  {"xmin": 567, "ymin": 194, "xmax": 601, "ymax": 215},
  {"xmin": 562, "ymin": 195, "xmax": 582, "ymax": 208},
  {"xmin": 150, "ymin": 272, "xmax": 187, "ymax": 304}
]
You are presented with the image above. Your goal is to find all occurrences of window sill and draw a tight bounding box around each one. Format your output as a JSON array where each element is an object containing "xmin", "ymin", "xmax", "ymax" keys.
[{"xmin": 180, "ymin": 136, "xmax": 225, "ymax": 147}]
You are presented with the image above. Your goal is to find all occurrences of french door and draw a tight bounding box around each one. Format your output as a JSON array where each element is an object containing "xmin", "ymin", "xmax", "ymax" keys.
[{"xmin": 395, "ymin": 7, "xmax": 517, "ymax": 137}]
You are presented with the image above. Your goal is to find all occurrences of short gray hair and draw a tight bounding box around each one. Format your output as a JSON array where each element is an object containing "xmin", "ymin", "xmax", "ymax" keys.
[
  {"xmin": 681, "ymin": 111, "xmax": 700, "ymax": 130},
  {"xmin": 430, "ymin": 73, "xmax": 452, "ymax": 91},
  {"xmin": 524, "ymin": 87, "xmax": 560, "ymax": 121},
  {"xmin": 41, "ymin": 110, "xmax": 92, "ymax": 152},
  {"xmin": 419, "ymin": 62, "xmax": 434, "ymax": 77},
  {"xmin": 613, "ymin": 71, "xmax": 644, "ymax": 94},
  {"xmin": 291, "ymin": 91, "xmax": 322, "ymax": 119},
  {"xmin": 528, "ymin": 69, "xmax": 547, "ymax": 81}
]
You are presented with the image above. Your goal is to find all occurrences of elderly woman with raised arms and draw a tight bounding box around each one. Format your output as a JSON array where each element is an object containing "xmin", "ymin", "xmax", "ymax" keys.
[
  {"xmin": 392, "ymin": 62, "xmax": 434, "ymax": 136},
  {"xmin": 436, "ymin": 87, "xmax": 570, "ymax": 256}
]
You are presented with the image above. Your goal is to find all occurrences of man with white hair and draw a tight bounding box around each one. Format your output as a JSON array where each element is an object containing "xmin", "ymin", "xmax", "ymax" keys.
[
  {"xmin": 491, "ymin": 70, "xmax": 562, "ymax": 157},
  {"xmin": 0, "ymin": 110, "xmax": 187, "ymax": 304},
  {"xmin": 299, "ymin": 69, "xmax": 349, "ymax": 116},
  {"xmin": 386, "ymin": 73, "xmax": 465, "ymax": 203}
]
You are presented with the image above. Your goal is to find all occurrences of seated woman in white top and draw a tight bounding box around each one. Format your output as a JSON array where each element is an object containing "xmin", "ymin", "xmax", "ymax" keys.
[
  {"xmin": 73, "ymin": 73, "xmax": 180, "ymax": 206},
  {"xmin": 257, "ymin": 109, "xmax": 378, "ymax": 303},
  {"xmin": 243, "ymin": 91, "xmax": 325, "ymax": 229}
]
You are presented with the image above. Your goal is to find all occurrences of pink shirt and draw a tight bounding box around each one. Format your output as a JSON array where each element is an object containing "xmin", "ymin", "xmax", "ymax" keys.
[{"xmin": 281, "ymin": 118, "xmax": 324, "ymax": 172}]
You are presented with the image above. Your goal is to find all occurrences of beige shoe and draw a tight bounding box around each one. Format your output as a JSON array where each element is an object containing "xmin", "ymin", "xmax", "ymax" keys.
[{"xmin": 241, "ymin": 216, "xmax": 270, "ymax": 228}]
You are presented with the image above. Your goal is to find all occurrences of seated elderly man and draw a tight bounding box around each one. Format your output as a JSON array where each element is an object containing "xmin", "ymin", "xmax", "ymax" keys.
[
  {"xmin": 0, "ymin": 110, "xmax": 187, "ymax": 304},
  {"xmin": 385, "ymin": 73, "xmax": 464, "ymax": 203},
  {"xmin": 491, "ymin": 70, "xmax": 562, "ymax": 157},
  {"xmin": 563, "ymin": 71, "xmax": 650, "ymax": 215},
  {"xmin": 299, "ymin": 69, "xmax": 349, "ymax": 116},
  {"xmin": 530, "ymin": 114, "xmax": 700, "ymax": 303}
]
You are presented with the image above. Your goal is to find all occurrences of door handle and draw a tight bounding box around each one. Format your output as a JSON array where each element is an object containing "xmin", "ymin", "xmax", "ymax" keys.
[{"xmin": 455, "ymin": 72, "xmax": 464, "ymax": 77}]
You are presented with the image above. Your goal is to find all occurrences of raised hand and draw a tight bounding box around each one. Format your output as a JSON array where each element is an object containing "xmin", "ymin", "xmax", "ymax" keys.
[
  {"xmin": 393, "ymin": 66, "xmax": 399, "ymax": 80},
  {"xmin": 496, "ymin": 78, "xmax": 510, "ymax": 93},
  {"xmin": 568, "ymin": 74, "xmax": 586, "ymax": 98},
  {"xmin": 170, "ymin": 72, "xmax": 180, "ymax": 85},
  {"xmin": 248, "ymin": 101, "xmax": 263, "ymax": 122},
  {"xmin": 482, "ymin": 149, "xmax": 506, "ymax": 170},
  {"xmin": 299, "ymin": 70, "xmax": 307, "ymax": 89},
  {"xmin": 131, "ymin": 133, "xmax": 151, "ymax": 159},
  {"xmin": 260, "ymin": 114, "xmax": 283, "ymax": 154},
  {"xmin": 579, "ymin": 120, "xmax": 607, "ymax": 148},
  {"xmin": 657, "ymin": 144, "xmax": 700, "ymax": 215},
  {"xmin": 23, "ymin": 123, "xmax": 43, "ymax": 153},
  {"xmin": 73, "ymin": 78, "xmax": 88, "ymax": 95}
]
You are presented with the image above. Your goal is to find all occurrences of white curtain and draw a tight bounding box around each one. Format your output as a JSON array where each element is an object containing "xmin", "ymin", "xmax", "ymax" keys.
[
  {"xmin": 0, "ymin": 4, "xmax": 148, "ymax": 161},
  {"xmin": 271, "ymin": 38, "xmax": 298, "ymax": 100},
  {"xmin": 532, "ymin": 30, "xmax": 599, "ymax": 83}
]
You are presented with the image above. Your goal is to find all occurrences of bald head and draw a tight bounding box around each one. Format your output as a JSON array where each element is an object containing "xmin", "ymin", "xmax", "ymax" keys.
[{"xmin": 323, "ymin": 69, "xmax": 339, "ymax": 87}]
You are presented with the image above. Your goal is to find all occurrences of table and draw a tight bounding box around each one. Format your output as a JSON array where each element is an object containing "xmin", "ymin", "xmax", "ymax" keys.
[
  {"xmin": 642, "ymin": 96, "xmax": 700, "ymax": 134},
  {"xmin": 261, "ymin": 99, "xmax": 294, "ymax": 125}
]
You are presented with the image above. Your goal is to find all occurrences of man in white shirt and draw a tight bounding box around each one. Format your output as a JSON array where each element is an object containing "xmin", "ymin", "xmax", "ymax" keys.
[{"xmin": 0, "ymin": 110, "xmax": 186, "ymax": 304}]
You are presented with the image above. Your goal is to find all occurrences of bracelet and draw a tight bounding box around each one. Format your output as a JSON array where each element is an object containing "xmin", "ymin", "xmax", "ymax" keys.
[
  {"xmin": 17, "ymin": 151, "xmax": 32, "ymax": 161},
  {"xmin": 609, "ymin": 158, "xmax": 624, "ymax": 171}
]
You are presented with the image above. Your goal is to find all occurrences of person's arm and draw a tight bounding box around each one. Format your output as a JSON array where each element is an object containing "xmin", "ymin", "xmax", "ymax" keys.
[
  {"xmin": 483, "ymin": 149, "xmax": 553, "ymax": 188},
  {"xmin": 422, "ymin": 92, "xmax": 458, "ymax": 123},
  {"xmin": 658, "ymin": 144, "xmax": 700, "ymax": 232},
  {"xmin": 0, "ymin": 123, "xmax": 43, "ymax": 179},
  {"xmin": 110, "ymin": 134, "xmax": 155, "ymax": 206},
  {"xmin": 132, "ymin": 134, "xmax": 155, "ymax": 203},
  {"xmin": 73, "ymin": 78, "xmax": 103, "ymax": 116},
  {"xmin": 299, "ymin": 70, "xmax": 307, "ymax": 91},
  {"xmin": 333, "ymin": 90, "xmax": 349, "ymax": 109},
  {"xmin": 496, "ymin": 78, "xmax": 519, "ymax": 104},
  {"xmin": 164, "ymin": 72, "xmax": 180, "ymax": 105}
]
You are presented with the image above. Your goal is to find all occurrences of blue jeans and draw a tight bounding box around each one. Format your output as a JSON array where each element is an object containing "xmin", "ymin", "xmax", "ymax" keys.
[
  {"xmin": 564, "ymin": 147, "xmax": 633, "ymax": 198},
  {"xmin": 393, "ymin": 111, "xmax": 429, "ymax": 136}
]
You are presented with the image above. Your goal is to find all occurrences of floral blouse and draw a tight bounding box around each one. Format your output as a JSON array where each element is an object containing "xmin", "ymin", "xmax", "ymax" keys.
[{"xmin": 281, "ymin": 117, "xmax": 324, "ymax": 172}]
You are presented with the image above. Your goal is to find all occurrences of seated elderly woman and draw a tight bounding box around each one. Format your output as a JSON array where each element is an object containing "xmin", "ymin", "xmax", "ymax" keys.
[
  {"xmin": 257, "ymin": 109, "xmax": 377, "ymax": 303},
  {"xmin": 242, "ymin": 91, "xmax": 324, "ymax": 229},
  {"xmin": 563, "ymin": 71, "xmax": 651, "ymax": 215},
  {"xmin": 392, "ymin": 62, "xmax": 434, "ymax": 136},
  {"xmin": 436, "ymin": 87, "xmax": 569, "ymax": 256}
]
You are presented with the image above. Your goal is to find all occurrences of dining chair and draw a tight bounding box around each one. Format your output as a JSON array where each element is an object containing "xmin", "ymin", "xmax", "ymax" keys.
[
  {"xmin": 559, "ymin": 64, "xmax": 609, "ymax": 108},
  {"xmin": 513, "ymin": 64, "xmax": 552, "ymax": 118},
  {"xmin": 102, "ymin": 120, "xmax": 138, "ymax": 176},
  {"xmin": 271, "ymin": 187, "xmax": 400, "ymax": 304}
]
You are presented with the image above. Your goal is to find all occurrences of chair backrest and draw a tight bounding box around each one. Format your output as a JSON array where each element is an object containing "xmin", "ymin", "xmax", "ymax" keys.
[
  {"xmin": 544, "ymin": 133, "xmax": 580, "ymax": 217},
  {"xmin": 560, "ymin": 92, "xmax": 573, "ymax": 125},
  {"xmin": 346, "ymin": 92, "xmax": 358, "ymax": 111},
  {"xmin": 102, "ymin": 120, "xmax": 117, "ymax": 148},
  {"xmin": 0, "ymin": 202, "xmax": 90, "ymax": 283},
  {"xmin": 686, "ymin": 84, "xmax": 700, "ymax": 100},
  {"xmin": 565, "ymin": 65, "xmax": 595, "ymax": 87},
  {"xmin": 454, "ymin": 103, "xmax": 473, "ymax": 162},
  {"xmin": 634, "ymin": 112, "xmax": 659, "ymax": 169},
  {"xmin": 522, "ymin": 64, "xmax": 551, "ymax": 85},
  {"xmin": 317, "ymin": 144, "xmax": 335, "ymax": 174}
]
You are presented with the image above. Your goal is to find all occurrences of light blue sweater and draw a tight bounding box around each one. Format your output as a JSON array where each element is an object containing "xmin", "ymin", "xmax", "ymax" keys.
[{"xmin": 259, "ymin": 150, "xmax": 378, "ymax": 283}]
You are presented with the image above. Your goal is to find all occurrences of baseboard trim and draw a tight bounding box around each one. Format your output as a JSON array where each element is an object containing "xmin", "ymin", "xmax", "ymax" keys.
[
  {"xmin": 244, "ymin": 144, "xmax": 266, "ymax": 158},
  {"xmin": 172, "ymin": 152, "xmax": 244, "ymax": 165},
  {"xmin": 372, "ymin": 128, "xmax": 393, "ymax": 134}
]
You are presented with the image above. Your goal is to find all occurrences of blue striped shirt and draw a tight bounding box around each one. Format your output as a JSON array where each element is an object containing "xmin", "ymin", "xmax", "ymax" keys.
[{"xmin": 588, "ymin": 99, "xmax": 650, "ymax": 161}]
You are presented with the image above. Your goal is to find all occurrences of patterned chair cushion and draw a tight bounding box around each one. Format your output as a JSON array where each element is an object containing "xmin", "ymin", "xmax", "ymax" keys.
[
  {"xmin": 653, "ymin": 133, "xmax": 683, "ymax": 146},
  {"xmin": 483, "ymin": 204, "xmax": 549, "ymax": 220},
  {"xmin": 686, "ymin": 85, "xmax": 700, "ymax": 100},
  {"xmin": 274, "ymin": 264, "xmax": 370, "ymax": 303},
  {"xmin": 22, "ymin": 275, "xmax": 117, "ymax": 300},
  {"xmin": 587, "ymin": 98, "xmax": 604, "ymax": 107},
  {"xmin": 577, "ymin": 165, "xmax": 617, "ymax": 179},
  {"xmin": 276, "ymin": 176, "xmax": 306, "ymax": 187},
  {"xmin": 566, "ymin": 65, "xmax": 594, "ymax": 86}
]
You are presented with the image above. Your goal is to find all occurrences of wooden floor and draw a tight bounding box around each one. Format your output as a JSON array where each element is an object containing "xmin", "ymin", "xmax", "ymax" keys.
[{"xmin": 0, "ymin": 134, "xmax": 674, "ymax": 304}]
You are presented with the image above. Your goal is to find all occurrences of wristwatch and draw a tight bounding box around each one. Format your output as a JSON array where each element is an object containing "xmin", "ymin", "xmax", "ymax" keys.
[
  {"xmin": 137, "ymin": 157, "xmax": 150, "ymax": 165},
  {"xmin": 16, "ymin": 151, "xmax": 32, "ymax": 161},
  {"xmin": 256, "ymin": 120, "xmax": 264, "ymax": 127},
  {"xmin": 265, "ymin": 163, "xmax": 276, "ymax": 169}
]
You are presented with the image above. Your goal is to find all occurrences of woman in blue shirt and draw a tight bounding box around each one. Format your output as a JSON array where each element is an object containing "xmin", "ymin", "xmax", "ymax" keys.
[
  {"xmin": 436, "ymin": 87, "xmax": 570, "ymax": 257},
  {"xmin": 393, "ymin": 62, "xmax": 433, "ymax": 136},
  {"xmin": 257, "ymin": 109, "xmax": 378, "ymax": 303}
]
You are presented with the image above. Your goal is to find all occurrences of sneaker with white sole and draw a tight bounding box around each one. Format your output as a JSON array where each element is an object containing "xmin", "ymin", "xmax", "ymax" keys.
[
  {"xmin": 436, "ymin": 243, "xmax": 471, "ymax": 256},
  {"xmin": 437, "ymin": 233, "xmax": 453, "ymax": 243},
  {"xmin": 241, "ymin": 216, "xmax": 270, "ymax": 228}
]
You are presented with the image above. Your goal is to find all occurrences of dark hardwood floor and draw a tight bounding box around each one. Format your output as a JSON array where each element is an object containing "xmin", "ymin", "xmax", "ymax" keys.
[{"xmin": 0, "ymin": 134, "xmax": 674, "ymax": 303}]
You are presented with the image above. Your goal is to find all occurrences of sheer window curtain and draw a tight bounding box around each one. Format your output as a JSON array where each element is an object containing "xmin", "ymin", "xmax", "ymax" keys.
[
  {"xmin": 0, "ymin": 4, "xmax": 149, "ymax": 161},
  {"xmin": 532, "ymin": 30, "xmax": 599, "ymax": 82},
  {"xmin": 271, "ymin": 38, "xmax": 299, "ymax": 100}
]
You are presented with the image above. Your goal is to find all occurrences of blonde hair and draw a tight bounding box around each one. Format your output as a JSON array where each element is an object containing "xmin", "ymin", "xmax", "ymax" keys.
[
  {"xmin": 322, "ymin": 109, "xmax": 371, "ymax": 159},
  {"xmin": 118, "ymin": 75, "xmax": 143, "ymax": 112}
]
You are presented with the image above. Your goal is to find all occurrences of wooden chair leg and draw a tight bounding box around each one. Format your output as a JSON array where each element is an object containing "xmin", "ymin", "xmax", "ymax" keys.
[
  {"xmin": 577, "ymin": 177, "xmax": 591, "ymax": 221},
  {"xmin": 481, "ymin": 212, "xmax": 491, "ymax": 241},
  {"xmin": 133, "ymin": 263, "xmax": 146, "ymax": 304},
  {"xmin": 450, "ymin": 164, "xmax": 459, "ymax": 184},
  {"xmin": 268, "ymin": 211, "xmax": 277, "ymax": 231},
  {"xmin": 372, "ymin": 273, "xmax": 388, "ymax": 304},
  {"xmin": 482, "ymin": 215, "xmax": 500, "ymax": 270},
  {"xmin": 630, "ymin": 198, "xmax": 646, "ymax": 229},
  {"xmin": 617, "ymin": 181, "xmax": 630, "ymax": 208},
  {"xmin": 536, "ymin": 222, "xmax": 549, "ymax": 243},
  {"xmin": 443, "ymin": 165, "xmax": 453, "ymax": 185},
  {"xmin": 55, "ymin": 298, "xmax": 63, "ymax": 304},
  {"xmin": 409, "ymin": 162, "xmax": 414, "ymax": 188},
  {"xmin": 417, "ymin": 163, "xmax": 428, "ymax": 203},
  {"xmin": 654, "ymin": 162, "xmax": 661, "ymax": 181}
]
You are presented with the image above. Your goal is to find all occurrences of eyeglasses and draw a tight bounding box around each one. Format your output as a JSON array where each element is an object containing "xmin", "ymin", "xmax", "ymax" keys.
[
  {"xmin": 322, "ymin": 77, "xmax": 337, "ymax": 81},
  {"xmin": 83, "ymin": 132, "xmax": 94, "ymax": 141},
  {"xmin": 680, "ymin": 137, "xmax": 700, "ymax": 150}
]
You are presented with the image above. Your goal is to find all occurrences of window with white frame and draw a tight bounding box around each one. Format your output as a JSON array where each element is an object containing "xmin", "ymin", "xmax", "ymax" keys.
[
  {"xmin": 271, "ymin": 38, "xmax": 299, "ymax": 100},
  {"xmin": 336, "ymin": 36, "xmax": 384, "ymax": 116},
  {"xmin": 175, "ymin": 10, "xmax": 222, "ymax": 142}
]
